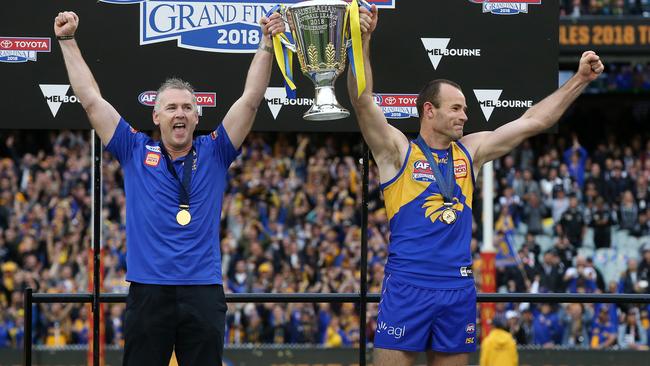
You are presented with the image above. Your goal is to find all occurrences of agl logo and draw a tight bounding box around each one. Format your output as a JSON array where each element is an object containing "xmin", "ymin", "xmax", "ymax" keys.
[{"xmin": 376, "ymin": 321, "xmax": 406, "ymax": 339}]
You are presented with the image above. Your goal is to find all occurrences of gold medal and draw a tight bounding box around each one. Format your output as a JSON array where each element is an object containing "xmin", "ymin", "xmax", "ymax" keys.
[
  {"xmin": 176, "ymin": 209, "xmax": 191, "ymax": 226},
  {"xmin": 441, "ymin": 203, "xmax": 457, "ymax": 225}
]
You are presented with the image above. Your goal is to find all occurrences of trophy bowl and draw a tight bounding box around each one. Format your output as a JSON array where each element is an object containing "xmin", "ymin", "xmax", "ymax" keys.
[{"xmin": 283, "ymin": 0, "xmax": 351, "ymax": 121}]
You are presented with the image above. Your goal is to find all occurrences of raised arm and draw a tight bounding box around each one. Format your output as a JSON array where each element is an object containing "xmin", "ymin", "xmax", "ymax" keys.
[
  {"xmin": 461, "ymin": 51, "xmax": 604, "ymax": 169},
  {"xmin": 347, "ymin": 6, "xmax": 408, "ymax": 181},
  {"xmin": 222, "ymin": 13, "xmax": 284, "ymax": 149},
  {"xmin": 55, "ymin": 12, "xmax": 120, "ymax": 145}
]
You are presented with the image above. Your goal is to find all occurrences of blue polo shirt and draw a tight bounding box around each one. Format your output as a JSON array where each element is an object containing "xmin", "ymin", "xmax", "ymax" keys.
[{"xmin": 105, "ymin": 118, "xmax": 239, "ymax": 285}]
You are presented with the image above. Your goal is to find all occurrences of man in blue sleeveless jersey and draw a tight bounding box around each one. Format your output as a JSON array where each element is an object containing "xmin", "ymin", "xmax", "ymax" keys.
[
  {"xmin": 54, "ymin": 10, "xmax": 285, "ymax": 365},
  {"xmin": 348, "ymin": 6, "xmax": 603, "ymax": 366}
]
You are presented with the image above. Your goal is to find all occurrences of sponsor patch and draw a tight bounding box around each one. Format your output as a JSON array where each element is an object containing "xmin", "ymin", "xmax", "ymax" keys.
[
  {"xmin": 465, "ymin": 337, "xmax": 475, "ymax": 344},
  {"xmin": 454, "ymin": 159, "xmax": 468, "ymax": 178},
  {"xmin": 373, "ymin": 93, "xmax": 418, "ymax": 119},
  {"xmin": 145, "ymin": 144, "xmax": 161, "ymax": 153},
  {"xmin": 376, "ymin": 321, "xmax": 406, "ymax": 339},
  {"xmin": 0, "ymin": 37, "xmax": 51, "ymax": 63},
  {"xmin": 211, "ymin": 130, "xmax": 218, "ymax": 140},
  {"xmin": 412, "ymin": 160, "xmax": 436, "ymax": 183},
  {"xmin": 145, "ymin": 152, "xmax": 160, "ymax": 167},
  {"xmin": 466, "ymin": 323, "xmax": 476, "ymax": 334},
  {"xmin": 468, "ymin": 0, "xmax": 542, "ymax": 15}
]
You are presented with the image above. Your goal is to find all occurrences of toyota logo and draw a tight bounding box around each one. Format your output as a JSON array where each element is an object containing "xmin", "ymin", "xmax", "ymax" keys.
[
  {"xmin": 0, "ymin": 40, "xmax": 12, "ymax": 49},
  {"xmin": 385, "ymin": 97, "xmax": 397, "ymax": 105}
]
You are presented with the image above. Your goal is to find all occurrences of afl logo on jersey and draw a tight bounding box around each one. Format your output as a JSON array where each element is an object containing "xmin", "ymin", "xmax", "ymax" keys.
[
  {"xmin": 454, "ymin": 159, "xmax": 468, "ymax": 178},
  {"xmin": 144, "ymin": 152, "xmax": 160, "ymax": 167},
  {"xmin": 412, "ymin": 160, "xmax": 436, "ymax": 182}
]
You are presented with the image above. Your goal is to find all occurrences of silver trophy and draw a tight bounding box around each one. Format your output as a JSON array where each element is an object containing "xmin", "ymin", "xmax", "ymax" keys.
[{"xmin": 280, "ymin": 0, "xmax": 355, "ymax": 121}]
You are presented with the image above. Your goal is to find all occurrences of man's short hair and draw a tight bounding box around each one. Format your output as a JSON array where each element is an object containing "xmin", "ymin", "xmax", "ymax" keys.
[
  {"xmin": 416, "ymin": 79, "xmax": 462, "ymax": 117},
  {"xmin": 154, "ymin": 77, "xmax": 196, "ymax": 112}
]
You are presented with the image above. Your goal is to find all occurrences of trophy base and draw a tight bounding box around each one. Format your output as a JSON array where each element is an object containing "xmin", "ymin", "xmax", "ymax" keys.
[
  {"xmin": 303, "ymin": 105, "xmax": 350, "ymax": 121},
  {"xmin": 303, "ymin": 86, "xmax": 350, "ymax": 121}
]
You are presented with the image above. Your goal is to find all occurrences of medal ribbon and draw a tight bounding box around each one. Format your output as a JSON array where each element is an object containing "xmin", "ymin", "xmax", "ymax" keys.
[
  {"xmin": 414, "ymin": 136, "xmax": 455, "ymax": 204},
  {"xmin": 160, "ymin": 144, "xmax": 195, "ymax": 212},
  {"xmin": 349, "ymin": 0, "xmax": 366, "ymax": 97},
  {"xmin": 267, "ymin": 5, "xmax": 296, "ymax": 93}
]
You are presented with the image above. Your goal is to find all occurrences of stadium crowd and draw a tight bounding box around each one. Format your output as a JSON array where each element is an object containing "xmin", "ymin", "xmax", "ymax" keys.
[
  {"xmin": 0, "ymin": 125, "xmax": 649, "ymax": 351},
  {"xmin": 560, "ymin": 0, "xmax": 650, "ymax": 16}
]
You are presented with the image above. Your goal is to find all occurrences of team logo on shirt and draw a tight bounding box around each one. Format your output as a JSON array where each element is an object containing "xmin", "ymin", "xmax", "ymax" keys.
[
  {"xmin": 145, "ymin": 152, "xmax": 160, "ymax": 167},
  {"xmin": 454, "ymin": 159, "xmax": 468, "ymax": 178},
  {"xmin": 466, "ymin": 323, "xmax": 475, "ymax": 334},
  {"xmin": 412, "ymin": 160, "xmax": 436, "ymax": 182},
  {"xmin": 422, "ymin": 194, "xmax": 464, "ymax": 223}
]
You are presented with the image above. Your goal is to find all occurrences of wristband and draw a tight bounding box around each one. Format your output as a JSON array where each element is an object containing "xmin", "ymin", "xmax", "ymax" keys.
[{"xmin": 57, "ymin": 35, "xmax": 75, "ymax": 41}]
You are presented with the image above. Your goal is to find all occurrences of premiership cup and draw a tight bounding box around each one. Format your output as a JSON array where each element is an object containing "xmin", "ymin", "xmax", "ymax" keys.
[{"xmin": 280, "ymin": 0, "xmax": 362, "ymax": 121}]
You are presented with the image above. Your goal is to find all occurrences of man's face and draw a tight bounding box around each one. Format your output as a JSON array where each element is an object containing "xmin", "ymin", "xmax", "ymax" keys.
[
  {"xmin": 429, "ymin": 84, "xmax": 468, "ymax": 141},
  {"xmin": 153, "ymin": 88, "xmax": 199, "ymax": 151}
]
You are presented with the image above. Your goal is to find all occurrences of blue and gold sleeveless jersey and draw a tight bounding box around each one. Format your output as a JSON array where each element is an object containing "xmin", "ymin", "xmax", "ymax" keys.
[{"xmin": 381, "ymin": 140, "xmax": 475, "ymax": 289}]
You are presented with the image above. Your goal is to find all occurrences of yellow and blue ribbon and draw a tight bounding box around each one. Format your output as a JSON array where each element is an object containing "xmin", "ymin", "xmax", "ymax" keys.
[
  {"xmin": 267, "ymin": 5, "xmax": 296, "ymax": 97},
  {"xmin": 349, "ymin": 0, "xmax": 366, "ymax": 97}
]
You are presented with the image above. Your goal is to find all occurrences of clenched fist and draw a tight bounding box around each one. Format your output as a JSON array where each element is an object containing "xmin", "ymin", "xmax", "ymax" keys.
[
  {"xmin": 54, "ymin": 11, "xmax": 79, "ymax": 38},
  {"xmin": 259, "ymin": 12, "xmax": 285, "ymax": 38},
  {"xmin": 577, "ymin": 51, "xmax": 604, "ymax": 82}
]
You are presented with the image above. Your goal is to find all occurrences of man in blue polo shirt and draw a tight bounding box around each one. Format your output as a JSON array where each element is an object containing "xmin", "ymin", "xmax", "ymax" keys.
[{"xmin": 54, "ymin": 10, "xmax": 285, "ymax": 365}]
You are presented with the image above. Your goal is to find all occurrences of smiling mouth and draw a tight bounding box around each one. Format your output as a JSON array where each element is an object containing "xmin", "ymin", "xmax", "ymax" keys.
[{"xmin": 173, "ymin": 122, "xmax": 186, "ymax": 131}]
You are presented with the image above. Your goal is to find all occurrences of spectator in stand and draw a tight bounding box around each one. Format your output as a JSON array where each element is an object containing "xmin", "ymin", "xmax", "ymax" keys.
[
  {"xmin": 619, "ymin": 190, "xmax": 640, "ymax": 231},
  {"xmin": 563, "ymin": 256, "xmax": 597, "ymax": 293},
  {"xmin": 591, "ymin": 197, "xmax": 613, "ymax": 249},
  {"xmin": 537, "ymin": 250, "xmax": 565, "ymax": 293},
  {"xmin": 522, "ymin": 193, "xmax": 549, "ymax": 236},
  {"xmin": 558, "ymin": 194, "xmax": 586, "ymax": 248},
  {"xmin": 609, "ymin": 160, "xmax": 633, "ymax": 205},
  {"xmin": 590, "ymin": 305, "xmax": 618, "ymax": 349},
  {"xmin": 585, "ymin": 163, "xmax": 609, "ymax": 201},
  {"xmin": 551, "ymin": 186, "xmax": 570, "ymax": 224},
  {"xmin": 638, "ymin": 245, "xmax": 650, "ymax": 294},
  {"xmin": 618, "ymin": 307, "xmax": 649, "ymax": 350},
  {"xmin": 564, "ymin": 136, "xmax": 588, "ymax": 188},
  {"xmin": 533, "ymin": 303, "xmax": 563, "ymax": 347},
  {"xmin": 630, "ymin": 210, "xmax": 650, "ymax": 237},
  {"xmin": 554, "ymin": 236, "xmax": 576, "ymax": 271},
  {"xmin": 620, "ymin": 258, "xmax": 642, "ymax": 294},
  {"xmin": 561, "ymin": 303, "xmax": 592, "ymax": 347},
  {"xmin": 634, "ymin": 175, "xmax": 650, "ymax": 212},
  {"xmin": 586, "ymin": 257, "xmax": 607, "ymax": 293}
]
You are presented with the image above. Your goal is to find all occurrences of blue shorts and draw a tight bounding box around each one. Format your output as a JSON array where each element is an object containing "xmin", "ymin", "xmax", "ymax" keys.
[{"xmin": 374, "ymin": 274, "xmax": 477, "ymax": 353}]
